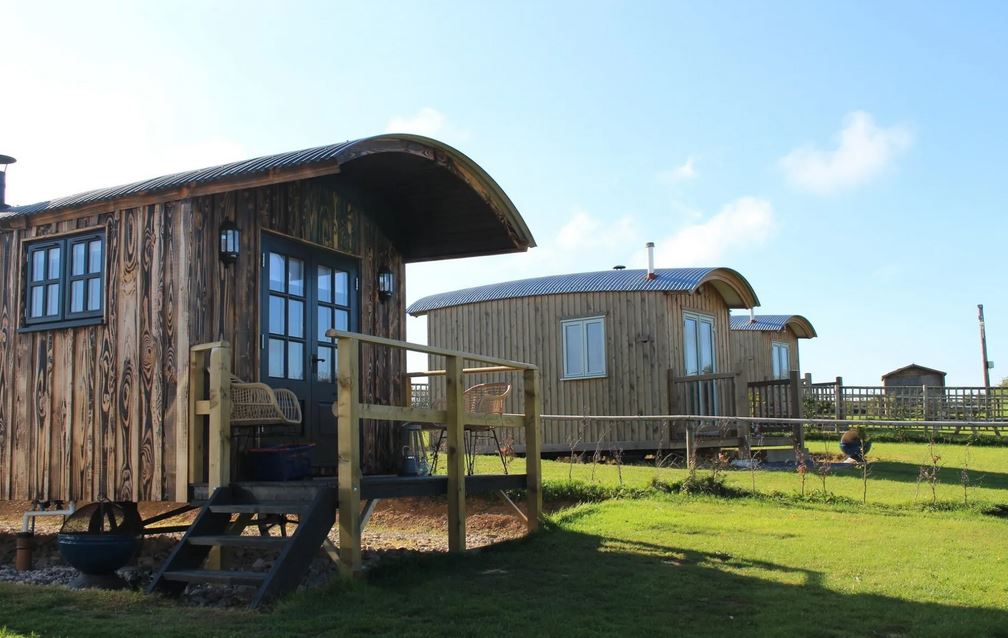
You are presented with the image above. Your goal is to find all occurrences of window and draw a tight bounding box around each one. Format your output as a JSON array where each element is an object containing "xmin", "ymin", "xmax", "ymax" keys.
[
  {"xmin": 24, "ymin": 231, "xmax": 105, "ymax": 329},
  {"xmin": 561, "ymin": 316, "xmax": 606, "ymax": 379},
  {"xmin": 683, "ymin": 312, "xmax": 716, "ymax": 375},
  {"xmin": 772, "ymin": 342, "xmax": 790, "ymax": 380}
]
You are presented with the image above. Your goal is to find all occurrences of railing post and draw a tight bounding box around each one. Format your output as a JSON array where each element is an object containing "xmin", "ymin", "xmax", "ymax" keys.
[
  {"xmin": 523, "ymin": 368, "xmax": 543, "ymax": 533},
  {"xmin": 337, "ymin": 336, "xmax": 362, "ymax": 576},
  {"xmin": 207, "ymin": 343, "xmax": 232, "ymax": 492},
  {"xmin": 186, "ymin": 347, "xmax": 204, "ymax": 493},
  {"xmin": 790, "ymin": 370, "xmax": 804, "ymax": 451},
  {"xmin": 445, "ymin": 354, "xmax": 466, "ymax": 553}
]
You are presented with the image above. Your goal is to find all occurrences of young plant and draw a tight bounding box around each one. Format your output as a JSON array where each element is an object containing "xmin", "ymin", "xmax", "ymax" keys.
[
  {"xmin": 961, "ymin": 441, "xmax": 972, "ymax": 505},
  {"xmin": 917, "ymin": 435, "xmax": 942, "ymax": 505},
  {"xmin": 860, "ymin": 437, "xmax": 871, "ymax": 505}
]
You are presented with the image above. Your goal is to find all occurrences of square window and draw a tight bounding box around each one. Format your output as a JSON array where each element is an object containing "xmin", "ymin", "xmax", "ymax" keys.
[
  {"xmin": 23, "ymin": 232, "xmax": 105, "ymax": 329},
  {"xmin": 561, "ymin": 316, "xmax": 606, "ymax": 379}
]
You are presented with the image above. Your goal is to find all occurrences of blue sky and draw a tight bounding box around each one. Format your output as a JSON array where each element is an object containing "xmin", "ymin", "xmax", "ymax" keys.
[{"xmin": 2, "ymin": 1, "xmax": 1005, "ymax": 385}]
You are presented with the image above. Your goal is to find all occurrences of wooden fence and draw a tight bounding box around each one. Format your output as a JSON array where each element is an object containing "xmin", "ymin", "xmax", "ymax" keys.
[{"xmin": 669, "ymin": 372, "xmax": 737, "ymax": 418}]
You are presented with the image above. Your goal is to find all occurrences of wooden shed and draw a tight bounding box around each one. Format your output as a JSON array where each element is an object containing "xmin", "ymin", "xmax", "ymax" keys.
[
  {"xmin": 0, "ymin": 134, "xmax": 536, "ymax": 503},
  {"xmin": 729, "ymin": 314, "xmax": 817, "ymax": 415},
  {"xmin": 407, "ymin": 266, "xmax": 760, "ymax": 453},
  {"xmin": 881, "ymin": 364, "xmax": 947, "ymax": 388}
]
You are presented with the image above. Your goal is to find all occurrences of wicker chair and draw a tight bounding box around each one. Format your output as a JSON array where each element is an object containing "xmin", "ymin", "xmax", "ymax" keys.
[
  {"xmin": 229, "ymin": 375, "xmax": 303, "ymax": 426},
  {"xmin": 427, "ymin": 382, "xmax": 512, "ymax": 475}
]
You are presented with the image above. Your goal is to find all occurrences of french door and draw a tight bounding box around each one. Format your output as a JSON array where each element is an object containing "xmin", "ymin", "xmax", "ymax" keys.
[
  {"xmin": 260, "ymin": 233, "xmax": 359, "ymax": 470},
  {"xmin": 683, "ymin": 312, "xmax": 718, "ymax": 416}
]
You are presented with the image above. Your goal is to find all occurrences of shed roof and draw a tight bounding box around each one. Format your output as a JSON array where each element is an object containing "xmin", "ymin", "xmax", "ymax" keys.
[
  {"xmin": 0, "ymin": 134, "xmax": 536, "ymax": 263},
  {"xmin": 730, "ymin": 314, "xmax": 817, "ymax": 338},
  {"xmin": 407, "ymin": 267, "xmax": 760, "ymax": 316},
  {"xmin": 881, "ymin": 363, "xmax": 947, "ymax": 380}
]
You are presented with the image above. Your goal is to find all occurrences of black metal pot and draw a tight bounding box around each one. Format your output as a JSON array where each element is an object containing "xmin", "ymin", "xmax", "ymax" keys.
[
  {"xmin": 56, "ymin": 500, "xmax": 142, "ymax": 589},
  {"xmin": 56, "ymin": 534, "xmax": 140, "ymax": 575}
]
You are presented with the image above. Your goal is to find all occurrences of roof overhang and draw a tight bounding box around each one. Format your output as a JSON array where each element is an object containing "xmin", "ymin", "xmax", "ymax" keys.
[
  {"xmin": 0, "ymin": 134, "xmax": 536, "ymax": 263},
  {"xmin": 695, "ymin": 268, "xmax": 760, "ymax": 309},
  {"xmin": 784, "ymin": 315, "xmax": 817, "ymax": 338}
]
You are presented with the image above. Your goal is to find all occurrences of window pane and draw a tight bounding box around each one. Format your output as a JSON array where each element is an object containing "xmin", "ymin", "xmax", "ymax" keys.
[
  {"xmin": 88, "ymin": 240, "xmax": 102, "ymax": 274},
  {"xmin": 71, "ymin": 280, "xmax": 85, "ymax": 313},
  {"xmin": 684, "ymin": 317, "xmax": 698, "ymax": 375},
  {"xmin": 48, "ymin": 248, "xmax": 61, "ymax": 279},
  {"xmin": 317, "ymin": 346, "xmax": 333, "ymax": 382},
  {"xmin": 317, "ymin": 306, "xmax": 332, "ymax": 341},
  {"xmin": 269, "ymin": 253, "xmax": 285, "ymax": 292},
  {"xmin": 334, "ymin": 271, "xmax": 348, "ymax": 306},
  {"xmin": 334, "ymin": 309, "xmax": 348, "ymax": 331},
  {"xmin": 288, "ymin": 258, "xmax": 304, "ymax": 296},
  {"xmin": 268, "ymin": 339, "xmax": 285, "ymax": 378},
  {"xmin": 46, "ymin": 284, "xmax": 60, "ymax": 316},
  {"xmin": 772, "ymin": 346, "xmax": 782, "ymax": 379},
  {"xmin": 269, "ymin": 295, "xmax": 285, "ymax": 334},
  {"xmin": 30, "ymin": 286, "xmax": 44, "ymax": 318},
  {"xmin": 699, "ymin": 321, "xmax": 714, "ymax": 374},
  {"xmin": 318, "ymin": 266, "xmax": 332, "ymax": 303},
  {"xmin": 288, "ymin": 299, "xmax": 304, "ymax": 338},
  {"xmin": 563, "ymin": 322, "xmax": 584, "ymax": 377},
  {"xmin": 72, "ymin": 243, "xmax": 86, "ymax": 276},
  {"xmin": 586, "ymin": 320, "xmax": 605, "ymax": 375},
  {"xmin": 287, "ymin": 342, "xmax": 304, "ymax": 380},
  {"xmin": 32, "ymin": 251, "xmax": 45, "ymax": 282},
  {"xmin": 87, "ymin": 278, "xmax": 102, "ymax": 311}
]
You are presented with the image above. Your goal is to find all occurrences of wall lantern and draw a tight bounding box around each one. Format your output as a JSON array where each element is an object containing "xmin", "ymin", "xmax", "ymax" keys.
[
  {"xmin": 377, "ymin": 268, "xmax": 395, "ymax": 299},
  {"xmin": 219, "ymin": 220, "xmax": 240, "ymax": 265}
]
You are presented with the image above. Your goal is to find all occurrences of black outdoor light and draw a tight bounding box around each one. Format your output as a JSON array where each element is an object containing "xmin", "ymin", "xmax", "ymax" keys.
[
  {"xmin": 219, "ymin": 220, "xmax": 240, "ymax": 265},
  {"xmin": 377, "ymin": 267, "xmax": 395, "ymax": 299}
]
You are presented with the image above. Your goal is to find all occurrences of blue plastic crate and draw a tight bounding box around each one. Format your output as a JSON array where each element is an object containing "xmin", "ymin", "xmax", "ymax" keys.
[{"xmin": 245, "ymin": 444, "xmax": 315, "ymax": 481}]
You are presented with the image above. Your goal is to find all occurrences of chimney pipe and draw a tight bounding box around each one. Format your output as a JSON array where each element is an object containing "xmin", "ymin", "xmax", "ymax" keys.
[
  {"xmin": 645, "ymin": 242, "xmax": 656, "ymax": 280},
  {"xmin": 750, "ymin": 308, "xmax": 755, "ymax": 323},
  {"xmin": 0, "ymin": 155, "xmax": 17, "ymax": 211}
]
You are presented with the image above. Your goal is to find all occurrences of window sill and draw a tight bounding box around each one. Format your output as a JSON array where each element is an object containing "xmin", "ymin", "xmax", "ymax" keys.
[
  {"xmin": 561, "ymin": 374, "xmax": 607, "ymax": 381},
  {"xmin": 18, "ymin": 317, "xmax": 106, "ymax": 333}
]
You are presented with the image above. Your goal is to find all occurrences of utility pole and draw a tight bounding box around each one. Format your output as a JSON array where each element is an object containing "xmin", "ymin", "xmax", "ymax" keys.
[{"xmin": 978, "ymin": 304, "xmax": 991, "ymax": 389}]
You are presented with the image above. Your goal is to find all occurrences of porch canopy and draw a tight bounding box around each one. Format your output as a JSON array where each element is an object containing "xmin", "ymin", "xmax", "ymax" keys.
[
  {"xmin": 729, "ymin": 314, "xmax": 817, "ymax": 338},
  {"xmin": 0, "ymin": 134, "xmax": 537, "ymax": 261}
]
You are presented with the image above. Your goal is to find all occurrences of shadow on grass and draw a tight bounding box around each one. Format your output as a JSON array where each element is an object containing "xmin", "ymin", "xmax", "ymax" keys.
[
  {"xmin": 2, "ymin": 516, "xmax": 1007, "ymax": 638},
  {"xmin": 867, "ymin": 460, "xmax": 1008, "ymax": 490}
]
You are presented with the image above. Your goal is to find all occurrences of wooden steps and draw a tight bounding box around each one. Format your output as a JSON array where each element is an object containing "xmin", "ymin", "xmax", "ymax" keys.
[{"xmin": 147, "ymin": 484, "xmax": 338, "ymax": 609}]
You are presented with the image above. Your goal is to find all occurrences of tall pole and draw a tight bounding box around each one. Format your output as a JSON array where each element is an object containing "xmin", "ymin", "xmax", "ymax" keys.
[{"xmin": 978, "ymin": 304, "xmax": 991, "ymax": 390}]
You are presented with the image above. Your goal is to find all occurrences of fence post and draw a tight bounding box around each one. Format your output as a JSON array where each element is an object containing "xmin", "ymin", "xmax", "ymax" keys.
[
  {"xmin": 922, "ymin": 384, "xmax": 928, "ymax": 421},
  {"xmin": 445, "ymin": 354, "xmax": 466, "ymax": 553},
  {"xmin": 685, "ymin": 421, "xmax": 697, "ymax": 470},
  {"xmin": 207, "ymin": 343, "xmax": 232, "ymax": 492},
  {"xmin": 337, "ymin": 336, "xmax": 362, "ymax": 577},
  {"xmin": 834, "ymin": 376, "xmax": 845, "ymax": 423},
  {"xmin": 790, "ymin": 370, "xmax": 805, "ymax": 451},
  {"xmin": 523, "ymin": 368, "xmax": 543, "ymax": 532}
]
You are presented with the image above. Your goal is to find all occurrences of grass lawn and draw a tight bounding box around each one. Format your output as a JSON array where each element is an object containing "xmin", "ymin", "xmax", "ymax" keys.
[
  {"xmin": 482, "ymin": 439, "xmax": 1008, "ymax": 506},
  {"xmin": 1, "ymin": 439, "xmax": 1005, "ymax": 637}
]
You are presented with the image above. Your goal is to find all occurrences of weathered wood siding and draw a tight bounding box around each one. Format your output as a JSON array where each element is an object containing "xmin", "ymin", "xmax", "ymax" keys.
[
  {"xmin": 0, "ymin": 174, "xmax": 406, "ymax": 501},
  {"xmin": 425, "ymin": 287, "xmax": 735, "ymax": 451},
  {"xmin": 730, "ymin": 328, "xmax": 801, "ymax": 415}
]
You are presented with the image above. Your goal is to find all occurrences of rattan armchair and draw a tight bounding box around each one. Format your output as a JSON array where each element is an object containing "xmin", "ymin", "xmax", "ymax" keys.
[
  {"xmin": 427, "ymin": 382, "xmax": 512, "ymax": 475},
  {"xmin": 229, "ymin": 375, "xmax": 303, "ymax": 426}
]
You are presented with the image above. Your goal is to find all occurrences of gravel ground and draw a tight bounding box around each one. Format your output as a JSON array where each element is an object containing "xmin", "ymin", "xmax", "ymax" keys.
[{"xmin": 0, "ymin": 497, "xmax": 528, "ymax": 608}]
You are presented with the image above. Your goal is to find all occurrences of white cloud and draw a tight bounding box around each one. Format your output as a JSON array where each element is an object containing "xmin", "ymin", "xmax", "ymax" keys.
[
  {"xmin": 647, "ymin": 196, "xmax": 775, "ymax": 266},
  {"xmin": 384, "ymin": 107, "xmax": 448, "ymax": 137},
  {"xmin": 658, "ymin": 157, "xmax": 697, "ymax": 183},
  {"xmin": 779, "ymin": 111, "xmax": 912, "ymax": 194}
]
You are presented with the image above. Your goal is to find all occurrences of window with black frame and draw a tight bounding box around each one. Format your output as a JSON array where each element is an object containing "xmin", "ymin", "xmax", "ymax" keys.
[{"xmin": 24, "ymin": 231, "xmax": 105, "ymax": 329}]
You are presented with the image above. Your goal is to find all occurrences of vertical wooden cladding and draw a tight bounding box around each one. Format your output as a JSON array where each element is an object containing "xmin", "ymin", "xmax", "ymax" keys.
[
  {"xmin": 730, "ymin": 328, "xmax": 801, "ymax": 416},
  {"xmin": 425, "ymin": 289, "xmax": 747, "ymax": 450},
  {"xmin": 0, "ymin": 204, "xmax": 182, "ymax": 503},
  {"xmin": 194, "ymin": 175, "xmax": 406, "ymax": 474}
]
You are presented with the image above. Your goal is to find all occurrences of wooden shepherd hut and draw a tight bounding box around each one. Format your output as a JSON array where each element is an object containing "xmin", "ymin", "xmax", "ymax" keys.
[
  {"xmin": 0, "ymin": 134, "xmax": 536, "ymax": 505},
  {"xmin": 730, "ymin": 314, "xmax": 817, "ymax": 415},
  {"xmin": 881, "ymin": 364, "xmax": 947, "ymax": 388},
  {"xmin": 407, "ymin": 262, "xmax": 760, "ymax": 453}
]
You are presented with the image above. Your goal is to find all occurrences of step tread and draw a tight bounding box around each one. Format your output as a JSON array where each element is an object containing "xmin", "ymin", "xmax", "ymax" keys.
[
  {"xmin": 207, "ymin": 502, "xmax": 308, "ymax": 515},
  {"xmin": 162, "ymin": 569, "xmax": 268, "ymax": 586},
  {"xmin": 187, "ymin": 534, "xmax": 290, "ymax": 548}
]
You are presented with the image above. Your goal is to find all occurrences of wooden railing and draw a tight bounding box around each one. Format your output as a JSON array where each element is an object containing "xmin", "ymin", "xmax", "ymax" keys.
[
  {"xmin": 327, "ymin": 330, "xmax": 543, "ymax": 576},
  {"xmin": 179, "ymin": 341, "xmax": 233, "ymax": 500},
  {"xmin": 668, "ymin": 371, "xmax": 738, "ymax": 418}
]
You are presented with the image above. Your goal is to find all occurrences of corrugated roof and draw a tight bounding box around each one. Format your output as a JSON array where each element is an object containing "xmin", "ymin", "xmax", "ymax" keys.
[
  {"xmin": 730, "ymin": 314, "xmax": 817, "ymax": 338},
  {"xmin": 0, "ymin": 140, "xmax": 357, "ymax": 219},
  {"xmin": 407, "ymin": 267, "xmax": 759, "ymax": 315}
]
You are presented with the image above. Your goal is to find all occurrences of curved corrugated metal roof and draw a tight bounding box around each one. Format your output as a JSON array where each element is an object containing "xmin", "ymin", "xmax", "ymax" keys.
[
  {"xmin": 407, "ymin": 267, "xmax": 760, "ymax": 315},
  {"xmin": 730, "ymin": 314, "xmax": 817, "ymax": 338},
  {"xmin": 0, "ymin": 140, "xmax": 357, "ymax": 219}
]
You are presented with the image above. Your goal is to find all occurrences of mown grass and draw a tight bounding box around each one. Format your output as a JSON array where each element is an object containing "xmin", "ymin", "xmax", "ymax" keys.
[
  {"xmin": 0, "ymin": 439, "xmax": 1005, "ymax": 637},
  {"xmin": 483, "ymin": 439, "xmax": 1008, "ymax": 506},
  {"xmin": 1, "ymin": 494, "xmax": 1007, "ymax": 637}
]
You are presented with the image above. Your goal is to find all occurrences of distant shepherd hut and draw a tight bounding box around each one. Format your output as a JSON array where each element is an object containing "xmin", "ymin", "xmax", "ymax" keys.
[{"xmin": 881, "ymin": 364, "xmax": 947, "ymax": 388}]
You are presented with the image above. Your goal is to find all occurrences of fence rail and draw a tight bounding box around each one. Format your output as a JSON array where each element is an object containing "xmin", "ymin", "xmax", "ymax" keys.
[{"xmin": 803, "ymin": 380, "xmax": 1008, "ymax": 423}]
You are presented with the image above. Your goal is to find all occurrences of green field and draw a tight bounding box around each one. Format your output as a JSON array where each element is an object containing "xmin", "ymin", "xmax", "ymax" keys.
[{"xmin": 1, "ymin": 440, "xmax": 1006, "ymax": 638}]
